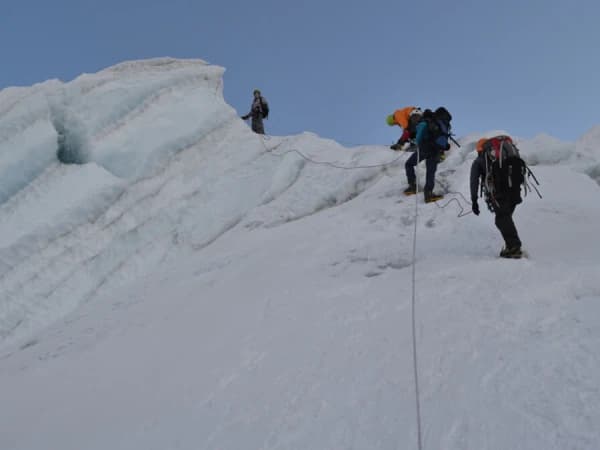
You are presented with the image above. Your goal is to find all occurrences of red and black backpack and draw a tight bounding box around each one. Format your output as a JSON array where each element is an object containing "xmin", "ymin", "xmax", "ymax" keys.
[{"xmin": 479, "ymin": 135, "xmax": 532, "ymax": 211}]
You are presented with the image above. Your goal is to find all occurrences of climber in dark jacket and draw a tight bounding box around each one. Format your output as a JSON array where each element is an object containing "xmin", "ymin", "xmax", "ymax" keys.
[
  {"xmin": 241, "ymin": 89, "xmax": 268, "ymax": 134},
  {"xmin": 470, "ymin": 137, "xmax": 523, "ymax": 258}
]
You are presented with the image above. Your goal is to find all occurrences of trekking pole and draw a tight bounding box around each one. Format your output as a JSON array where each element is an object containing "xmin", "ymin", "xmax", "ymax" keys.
[
  {"xmin": 449, "ymin": 135, "xmax": 461, "ymax": 148},
  {"xmin": 526, "ymin": 167, "xmax": 543, "ymax": 199},
  {"xmin": 527, "ymin": 167, "xmax": 540, "ymax": 186}
]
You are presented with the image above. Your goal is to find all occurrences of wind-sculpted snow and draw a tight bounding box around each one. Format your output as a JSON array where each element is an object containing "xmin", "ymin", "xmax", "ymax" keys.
[
  {"xmin": 0, "ymin": 59, "xmax": 404, "ymax": 346},
  {"xmin": 521, "ymin": 134, "xmax": 574, "ymax": 165},
  {"xmin": 243, "ymin": 133, "xmax": 400, "ymax": 228},
  {"xmin": 0, "ymin": 59, "xmax": 241, "ymax": 343},
  {"xmin": 0, "ymin": 83, "xmax": 62, "ymax": 204},
  {"xmin": 574, "ymin": 125, "xmax": 600, "ymax": 185}
]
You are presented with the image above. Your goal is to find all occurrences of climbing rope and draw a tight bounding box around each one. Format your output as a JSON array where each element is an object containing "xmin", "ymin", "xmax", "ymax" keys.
[
  {"xmin": 262, "ymin": 136, "xmax": 406, "ymax": 170},
  {"xmin": 432, "ymin": 191, "xmax": 473, "ymax": 217},
  {"xmin": 266, "ymin": 146, "xmax": 406, "ymax": 170},
  {"xmin": 263, "ymin": 136, "xmax": 475, "ymax": 219},
  {"xmin": 410, "ymin": 145, "xmax": 424, "ymax": 450}
]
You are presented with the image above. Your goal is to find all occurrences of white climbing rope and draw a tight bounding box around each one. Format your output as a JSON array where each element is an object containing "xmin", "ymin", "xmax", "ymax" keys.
[{"xmin": 410, "ymin": 144, "xmax": 424, "ymax": 450}]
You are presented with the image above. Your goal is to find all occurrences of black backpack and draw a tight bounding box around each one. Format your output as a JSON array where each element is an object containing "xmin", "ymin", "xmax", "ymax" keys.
[
  {"xmin": 424, "ymin": 107, "xmax": 452, "ymax": 150},
  {"xmin": 481, "ymin": 135, "xmax": 527, "ymax": 210},
  {"xmin": 260, "ymin": 98, "xmax": 269, "ymax": 119},
  {"xmin": 434, "ymin": 107, "xmax": 452, "ymax": 124}
]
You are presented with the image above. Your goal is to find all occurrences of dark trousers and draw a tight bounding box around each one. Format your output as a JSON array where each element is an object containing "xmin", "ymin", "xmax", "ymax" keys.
[
  {"xmin": 495, "ymin": 198, "xmax": 521, "ymax": 249},
  {"xmin": 405, "ymin": 151, "xmax": 439, "ymax": 192},
  {"xmin": 251, "ymin": 114, "xmax": 264, "ymax": 134}
]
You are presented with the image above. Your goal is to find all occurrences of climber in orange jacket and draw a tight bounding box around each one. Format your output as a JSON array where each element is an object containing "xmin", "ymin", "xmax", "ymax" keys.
[{"xmin": 386, "ymin": 106, "xmax": 423, "ymax": 150}]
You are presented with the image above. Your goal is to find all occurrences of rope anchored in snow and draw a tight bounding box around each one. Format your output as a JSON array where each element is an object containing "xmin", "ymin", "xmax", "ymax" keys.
[
  {"xmin": 262, "ymin": 136, "xmax": 475, "ymax": 219},
  {"xmin": 262, "ymin": 137, "xmax": 406, "ymax": 170},
  {"xmin": 266, "ymin": 147, "xmax": 406, "ymax": 170}
]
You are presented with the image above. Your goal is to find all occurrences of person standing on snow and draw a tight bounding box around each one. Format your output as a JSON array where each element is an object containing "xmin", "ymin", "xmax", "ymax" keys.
[
  {"xmin": 403, "ymin": 107, "xmax": 452, "ymax": 203},
  {"xmin": 386, "ymin": 106, "xmax": 423, "ymax": 150},
  {"xmin": 241, "ymin": 89, "xmax": 269, "ymax": 135},
  {"xmin": 470, "ymin": 136, "xmax": 524, "ymax": 259}
]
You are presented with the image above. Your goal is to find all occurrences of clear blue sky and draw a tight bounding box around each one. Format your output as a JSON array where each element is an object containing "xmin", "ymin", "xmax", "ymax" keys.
[{"xmin": 2, "ymin": 0, "xmax": 599, "ymax": 145}]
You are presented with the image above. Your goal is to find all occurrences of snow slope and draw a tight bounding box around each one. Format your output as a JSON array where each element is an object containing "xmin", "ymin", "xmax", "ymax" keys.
[{"xmin": 1, "ymin": 59, "xmax": 599, "ymax": 450}]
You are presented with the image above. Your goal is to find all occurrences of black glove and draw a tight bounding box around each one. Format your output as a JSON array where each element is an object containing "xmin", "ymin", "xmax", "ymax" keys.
[
  {"xmin": 472, "ymin": 201, "xmax": 480, "ymax": 216},
  {"xmin": 390, "ymin": 139, "xmax": 405, "ymax": 151}
]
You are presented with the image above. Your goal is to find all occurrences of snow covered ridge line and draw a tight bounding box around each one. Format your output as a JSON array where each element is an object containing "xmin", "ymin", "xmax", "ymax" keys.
[
  {"xmin": 0, "ymin": 82, "xmax": 58, "ymax": 120},
  {"xmin": 0, "ymin": 85, "xmax": 59, "ymax": 146},
  {"xmin": 0, "ymin": 63, "xmax": 221, "ymax": 146},
  {"xmin": 97, "ymin": 57, "xmax": 212, "ymax": 74},
  {"xmin": 0, "ymin": 58, "xmax": 225, "ymax": 197}
]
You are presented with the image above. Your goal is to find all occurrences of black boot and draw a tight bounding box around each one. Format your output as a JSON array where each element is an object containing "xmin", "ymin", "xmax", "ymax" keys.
[
  {"xmin": 404, "ymin": 184, "xmax": 417, "ymax": 195},
  {"xmin": 499, "ymin": 246, "xmax": 523, "ymax": 259},
  {"xmin": 424, "ymin": 190, "xmax": 443, "ymax": 203}
]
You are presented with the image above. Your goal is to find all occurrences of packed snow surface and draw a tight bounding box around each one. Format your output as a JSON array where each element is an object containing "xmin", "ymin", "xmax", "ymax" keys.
[{"xmin": 0, "ymin": 58, "xmax": 599, "ymax": 450}]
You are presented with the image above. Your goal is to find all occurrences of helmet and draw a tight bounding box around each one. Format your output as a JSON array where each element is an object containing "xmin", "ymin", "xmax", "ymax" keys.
[
  {"xmin": 410, "ymin": 107, "xmax": 423, "ymax": 117},
  {"xmin": 386, "ymin": 114, "xmax": 395, "ymax": 126},
  {"xmin": 253, "ymin": 89, "xmax": 261, "ymax": 96}
]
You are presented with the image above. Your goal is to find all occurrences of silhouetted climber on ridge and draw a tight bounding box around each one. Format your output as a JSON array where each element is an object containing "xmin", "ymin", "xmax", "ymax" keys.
[{"xmin": 241, "ymin": 89, "xmax": 269, "ymax": 135}]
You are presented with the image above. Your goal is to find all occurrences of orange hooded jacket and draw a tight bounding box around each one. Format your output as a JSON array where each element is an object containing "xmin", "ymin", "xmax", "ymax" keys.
[{"xmin": 392, "ymin": 106, "xmax": 417, "ymax": 129}]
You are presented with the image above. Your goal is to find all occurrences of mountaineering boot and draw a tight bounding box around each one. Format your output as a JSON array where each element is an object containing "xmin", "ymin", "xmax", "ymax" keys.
[
  {"xmin": 404, "ymin": 184, "xmax": 417, "ymax": 196},
  {"xmin": 499, "ymin": 247, "xmax": 523, "ymax": 259},
  {"xmin": 424, "ymin": 190, "xmax": 443, "ymax": 203}
]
